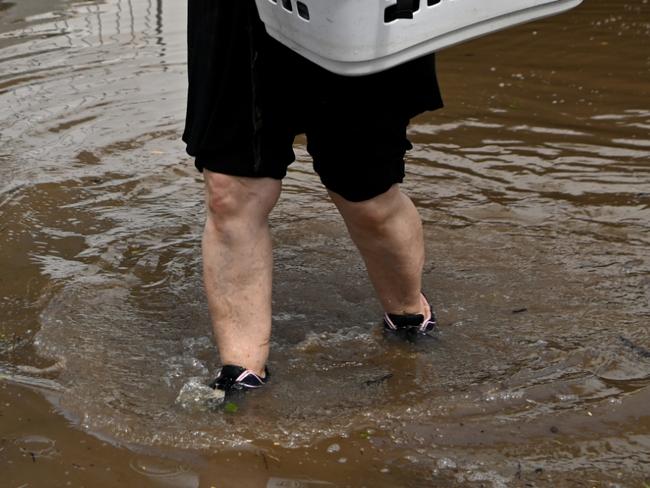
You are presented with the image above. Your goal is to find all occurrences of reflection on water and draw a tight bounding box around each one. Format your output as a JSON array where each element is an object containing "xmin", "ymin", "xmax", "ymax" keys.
[{"xmin": 1, "ymin": 0, "xmax": 649, "ymax": 486}]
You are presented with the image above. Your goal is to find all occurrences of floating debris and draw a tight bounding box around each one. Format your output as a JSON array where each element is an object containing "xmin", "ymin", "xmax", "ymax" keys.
[
  {"xmin": 326, "ymin": 443, "xmax": 341, "ymax": 454},
  {"xmin": 223, "ymin": 402, "xmax": 239, "ymax": 414}
]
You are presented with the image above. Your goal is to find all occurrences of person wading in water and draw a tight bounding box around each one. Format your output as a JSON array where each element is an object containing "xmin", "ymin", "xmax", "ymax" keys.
[{"xmin": 183, "ymin": 1, "xmax": 442, "ymax": 394}]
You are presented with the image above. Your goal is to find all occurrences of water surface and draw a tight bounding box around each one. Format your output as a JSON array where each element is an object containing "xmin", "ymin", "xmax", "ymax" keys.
[{"xmin": 1, "ymin": 0, "xmax": 649, "ymax": 486}]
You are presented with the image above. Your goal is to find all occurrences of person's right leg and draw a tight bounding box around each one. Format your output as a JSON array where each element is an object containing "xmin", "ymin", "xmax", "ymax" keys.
[{"xmin": 202, "ymin": 170, "xmax": 282, "ymax": 377}]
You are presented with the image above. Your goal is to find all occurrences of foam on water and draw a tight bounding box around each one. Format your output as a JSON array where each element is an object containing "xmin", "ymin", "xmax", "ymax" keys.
[{"xmin": 29, "ymin": 216, "xmax": 650, "ymax": 455}]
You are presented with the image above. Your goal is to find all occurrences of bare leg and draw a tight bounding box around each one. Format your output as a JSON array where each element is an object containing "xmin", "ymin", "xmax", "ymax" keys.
[
  {"xmin": 202, "ymin": 171, "xmax": 281, "ymax": 376},
  {"xmin": 329, "ymin": 184, "xmax": 428, "ymax": 317}
]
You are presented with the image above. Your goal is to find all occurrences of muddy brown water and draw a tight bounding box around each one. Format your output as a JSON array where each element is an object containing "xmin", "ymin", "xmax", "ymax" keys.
[{"xmin": 1, "ymin": 0, "xmax": 649, "ymax": 486}]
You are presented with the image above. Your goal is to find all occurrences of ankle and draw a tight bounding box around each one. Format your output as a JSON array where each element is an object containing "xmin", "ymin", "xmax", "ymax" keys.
[
  {"xmin": 385, "ymin": 293, "xmax": 429, "ymax": 318},
  {"xmin": 220, "ymin": 361, "xmax": 266, "ymax": 379}
]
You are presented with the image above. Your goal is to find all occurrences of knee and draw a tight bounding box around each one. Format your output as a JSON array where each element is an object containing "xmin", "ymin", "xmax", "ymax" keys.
[
  {"xmin": 348, "ymin": 199, "xmax": 393, "ymax": 231},
  {"xmin": 332, "ymin": 186, "xmax": 401, "ymax": 232},
  {"xmin": 204, "ymin": 172, "xmax": 244, "ymax": 222},
  {"xmin": 203, "ymin": 171, "xmax": 281, "ymax": 226}
]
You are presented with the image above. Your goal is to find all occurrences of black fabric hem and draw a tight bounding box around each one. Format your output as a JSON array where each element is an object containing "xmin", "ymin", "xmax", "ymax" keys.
[
  {"xmin": 195, "ymin": 149, "xmax": 291, "ymax": 180},
  {"xmin": 315, "ymin": 157, "xmax": 406, "ymax": 202}
]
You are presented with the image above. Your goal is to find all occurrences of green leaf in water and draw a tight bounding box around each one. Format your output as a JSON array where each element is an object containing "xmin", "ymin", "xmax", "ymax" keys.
[{"xmin": 224, "ymin": 402, "xmax": 239, "ymax": 414}]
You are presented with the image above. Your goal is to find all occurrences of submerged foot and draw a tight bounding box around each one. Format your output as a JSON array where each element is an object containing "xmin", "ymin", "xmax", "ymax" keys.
[
  {"xmin": 383, "ymin": 293, "xmax": 437, "ymax": 340},
  {"xmin": 209, "ymin": 365, "xmax": 269, "ymax": 394}
]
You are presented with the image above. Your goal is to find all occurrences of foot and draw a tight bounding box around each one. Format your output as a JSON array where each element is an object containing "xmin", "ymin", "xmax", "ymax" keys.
[
  {"xmin": 383, "ymin": 293, "xmax": 437, "ymax": 336},
  {"xmin": 209, "ymin": 364, "xmax": 269, "ymax": 393}
]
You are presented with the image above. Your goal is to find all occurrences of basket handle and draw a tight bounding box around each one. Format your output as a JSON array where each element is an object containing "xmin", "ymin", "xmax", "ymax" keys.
[
  {"xmin": 385, "ymin": 0, "xmax": 418, "ymax": 22},
  {"xmin": 394, "ymin": 0, "xmax": 418, "ymax": 19}
]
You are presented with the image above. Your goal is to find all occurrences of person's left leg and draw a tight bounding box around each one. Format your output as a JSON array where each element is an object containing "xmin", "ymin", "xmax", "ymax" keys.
[{"xmin": 328, "ymin": 184, "xmax": 429, "ymax": 318}]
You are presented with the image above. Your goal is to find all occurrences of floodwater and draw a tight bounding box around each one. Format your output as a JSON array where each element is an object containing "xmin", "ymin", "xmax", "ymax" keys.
[{"xmin": 1, "ymin": 0, "xmax": 649, "ymax": 486}]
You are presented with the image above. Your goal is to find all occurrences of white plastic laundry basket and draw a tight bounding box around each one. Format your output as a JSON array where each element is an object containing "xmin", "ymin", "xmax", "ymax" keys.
[{"xmin": 255, "ymin": 0, "xmax": 582, "ymax": 76}]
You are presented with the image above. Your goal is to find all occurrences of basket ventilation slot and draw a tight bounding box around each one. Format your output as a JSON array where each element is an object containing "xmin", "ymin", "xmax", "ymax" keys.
[
  {"xmin": 385, "ymin": 0, "xmax": 420, "ymax": 22},
  {"xmin": 385, "ymin": 0, "xmax": 443, "ymax": 23},
  {"xmin": 296, "ymin": 1, "xmax": 310, "ymax": 20}
]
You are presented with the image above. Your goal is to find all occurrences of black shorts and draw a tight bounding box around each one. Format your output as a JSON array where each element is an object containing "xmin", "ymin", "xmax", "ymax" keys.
[{"xmin": 183, "ymin": 1, "xmax": 443, "ymax": 202}]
